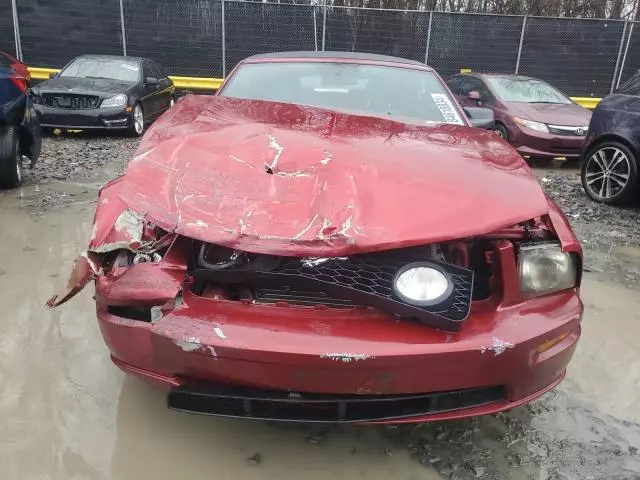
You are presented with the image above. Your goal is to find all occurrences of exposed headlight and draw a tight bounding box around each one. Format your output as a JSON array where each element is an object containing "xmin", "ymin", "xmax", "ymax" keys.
[
  {"xmin": 518, "ymin": 243, "xmax": 578, "ymax": 298},
  {"xmin": 513, "ymin": 117, "xmax": 549, "ymax": 133},
  {"xmin": 393, "ymin": 263, "xmax": 453, "ymax": 306},
  {"xmin": 101, "ymin": 94, "xmax": 128, "ymax": 108}
]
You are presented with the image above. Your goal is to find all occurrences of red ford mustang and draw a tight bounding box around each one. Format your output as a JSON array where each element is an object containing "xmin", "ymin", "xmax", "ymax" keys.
[{"xmin": 49, "ymin": 52, "xmax": 583, "ymax": 423}]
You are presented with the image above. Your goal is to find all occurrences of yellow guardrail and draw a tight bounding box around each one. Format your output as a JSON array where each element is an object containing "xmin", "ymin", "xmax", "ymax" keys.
[
  {"xmin": 570, "ymin": 97, "xmax": 601, "ymax": 109},
  {"xmin": 29, "ymin": 66, "xmax": 602, "ymax": 108},
  {"xmin": 28, "ymin": 67, "xmax": 224, "ymax": 91}
]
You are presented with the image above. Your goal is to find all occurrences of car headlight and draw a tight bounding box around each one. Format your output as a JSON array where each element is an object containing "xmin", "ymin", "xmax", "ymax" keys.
[
  {"xmin": 513, "ymin": 117, "xmax": 549, "ymax": 133},
  {"xmin": 393, "ymin": 262, "xmax": 453, "ymax": 306},
  {"xmin": 518, "ymin": 243, "xmax": 578, "ymax": 298},
  {"xmin": 101, "ymin": 94, "xmax": 128, "ymax": 108}
]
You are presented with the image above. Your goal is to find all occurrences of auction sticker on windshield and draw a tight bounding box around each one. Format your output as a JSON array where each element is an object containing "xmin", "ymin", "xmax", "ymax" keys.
[{"xmin": 431, "ymin": 93, "xmax": 463, "ymax": 125}]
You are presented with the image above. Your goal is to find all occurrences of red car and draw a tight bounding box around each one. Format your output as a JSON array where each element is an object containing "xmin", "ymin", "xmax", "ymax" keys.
[
  {"xmin": 49, "ymin": 52, "xmax": 583, "ymax": 423},
  {"xmin": 446, "ymin": 73, "xmax": 592, "ymax": 162}
]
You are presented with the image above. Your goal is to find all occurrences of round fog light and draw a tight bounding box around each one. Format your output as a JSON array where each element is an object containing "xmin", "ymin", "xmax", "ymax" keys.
[{"xmin": 393, "ymin": 263, "xmax": 453, "ymax": 306}]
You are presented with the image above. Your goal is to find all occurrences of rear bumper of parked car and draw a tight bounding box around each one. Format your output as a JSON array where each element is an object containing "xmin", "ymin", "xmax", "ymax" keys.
[
  {"xmin": 510, "ymin": 127, "xmax": 586, "ymax": 159},
  {"xmin": 98, "ymin": 280, "xmax": 582, "ymax": 423},
  {"xmin": 34, "ymin": 104, "xmax": 132, "ymax": 130}
]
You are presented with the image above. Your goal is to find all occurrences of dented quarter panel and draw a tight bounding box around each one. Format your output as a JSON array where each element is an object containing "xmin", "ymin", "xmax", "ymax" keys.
[{"xmin": 115, "ymin": 96, "xmax": 549, "ymax": 256}]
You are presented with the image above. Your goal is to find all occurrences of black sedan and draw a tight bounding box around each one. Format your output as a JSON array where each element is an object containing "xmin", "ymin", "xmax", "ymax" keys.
[
  {"xmin": 581, "ymin": 69, "xmax": 640, "ymax": 205},
  {"xmin": 1, "ymin": 51, "xmax": 41, "ymax": 188},
  {"xmin": 32, "ymin": 55, "xmax": 175, "ymax": 136}
]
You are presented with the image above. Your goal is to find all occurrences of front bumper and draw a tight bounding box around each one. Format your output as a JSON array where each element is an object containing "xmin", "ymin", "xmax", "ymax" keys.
[
  {"xmin": 97, "ymin": 275, "xmax": 582, "ymax": 423},
  {"xmin": 510, "ymin": 126, "xmax": 586, "ymax": 159},
  {"xmin": 34, "ymin": 104, "xmax": 132, "ymax": 130}
]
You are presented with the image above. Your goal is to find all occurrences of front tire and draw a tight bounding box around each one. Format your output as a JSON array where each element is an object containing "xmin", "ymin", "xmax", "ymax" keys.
[
  {"xmin": 129, "ymin": 103, "xmax": 145, "ymax": 137},
  {"xmin": 0, "ymin": 126, "xmax": 23, "ymax": 189},
  {"xmin": 494, "ymin": 123, "xmax": 509, "ymax": 141},
  {"xmin": 581, "ymin": 141, "xmax": 639, "ymax": 205}
]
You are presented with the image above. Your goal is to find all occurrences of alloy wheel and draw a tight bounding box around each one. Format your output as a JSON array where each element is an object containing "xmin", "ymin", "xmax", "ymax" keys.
[
  {"xmin": 134, "ymin": 105, "xmax": 144, "ymax": 135},
  {"xmin": 584, "ymin": 146, "xmax": 631, "ymax": 200}
]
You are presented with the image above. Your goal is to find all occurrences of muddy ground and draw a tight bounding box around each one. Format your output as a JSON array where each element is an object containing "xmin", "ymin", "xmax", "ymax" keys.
[{"xmin": 0, "ymin": 135, "xmax": 639, "ymax": 480}]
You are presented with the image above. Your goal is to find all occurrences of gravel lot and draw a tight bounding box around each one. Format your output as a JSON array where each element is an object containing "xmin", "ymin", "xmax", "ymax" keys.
[{"xmin": 7, "ymin": 134, "xmax": 640, "ymax": 480}]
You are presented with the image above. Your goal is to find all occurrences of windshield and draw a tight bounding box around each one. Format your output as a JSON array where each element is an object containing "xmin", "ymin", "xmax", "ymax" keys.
[
  {"xmin": 486, "ymin": 77, "xmax": 571, "ymax": 104},
  {"xmin": 60, "ymin": 58, "xmax": 140, "ymax": 83},
  {"xmin": 220, "ymin": 62, "xmax": 464, "ymax": 125}
]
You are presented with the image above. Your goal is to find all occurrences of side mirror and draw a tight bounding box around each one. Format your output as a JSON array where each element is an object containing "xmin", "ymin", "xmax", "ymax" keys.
[
  {"xmin": 49, "ymin": 72, "xmax": 58, "ymax": 79},
  {"xmin": 468, "ymin": 91, "xmax": 481, "ymax": 101},
  {"xmin": 463, "ymin": 107, "xmax": 495, "ymax": 129},
  {"xmin": 145, "ymin": 77, "xmax": 159, "ymax": 86}
]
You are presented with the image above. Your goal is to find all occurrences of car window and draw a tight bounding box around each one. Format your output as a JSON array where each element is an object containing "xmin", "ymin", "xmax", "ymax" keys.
[
  {"xmin": 149, "ymin": 62, "xmax": 163, "ymax": 79},
  {"xmin": 486, "ymin": 76, "xmax": 571, "ymax": 104},
  {"xmin": 616, "ymin": 71, "xmax": 640, "ymax": 96},
  {"xmin": 445, "ymin": 76, "xmax": 463, "ymax": 95},
  {"xmin": 142, "ymin": 62, "xmax": 154, "ymax": 80},
  {"xmin": 460, "ymin": 77, "xmax": 491, "ymax": 99},
  {"xmin": 220, "ymin": 62, "xmax": 465, "ymax": 125},
  {"xmin": 60, "ymin": 57, "xmax": 140, "ymax": 83}
]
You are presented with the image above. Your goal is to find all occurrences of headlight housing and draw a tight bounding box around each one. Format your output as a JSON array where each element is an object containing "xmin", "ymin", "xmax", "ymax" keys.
[
  {"xmin": 101, "ymin": 94, "xmax": 128, "ymax": 108},
  {"xmin": 513, "ymin": 117, "xmax": 549, "ymax": 133},
  {"xmin": 518, "ymin": 243, "xmax": 578, "ymax": 298},
  {"xmin": 392, "ymin": 262, "xmax": 453, "ymax": 306}
]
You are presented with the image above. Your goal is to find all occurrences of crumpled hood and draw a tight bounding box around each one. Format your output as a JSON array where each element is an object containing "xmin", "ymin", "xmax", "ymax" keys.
[
  {"xmin": 114, "ymin": 96, "xmax": 549, "ymax": 256},
  {"xmin": 506, "ymin": 101, "xmax": 591, "ymax": 126}
]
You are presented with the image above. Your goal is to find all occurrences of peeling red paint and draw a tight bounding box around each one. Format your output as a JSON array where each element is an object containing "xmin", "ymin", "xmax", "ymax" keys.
[{"xmin": 118, "ymin": 96, "xmax": 548, "ymax": 256}]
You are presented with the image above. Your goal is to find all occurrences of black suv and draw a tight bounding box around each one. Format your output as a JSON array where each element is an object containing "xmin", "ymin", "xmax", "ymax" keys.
[
  {"xmin": 0, "ymin": 51, "xmax": 41, "ymax": 188},
  {"xmin": 581, "ymin": 71, "xmax": 640, "ymax": 205}
]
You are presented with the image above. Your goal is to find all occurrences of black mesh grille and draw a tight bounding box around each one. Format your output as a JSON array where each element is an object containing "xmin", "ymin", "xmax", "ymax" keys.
[
  {"xmin": 41, "ymin": 93, "xmax": 101, "ymax": 109},
  {"xmin": 168, "ymin": 382, "xmax": 505, "ymax": 422},
  {"xmin": 192, "ymin": 246, "xmax": 474, "ymax": 331}
]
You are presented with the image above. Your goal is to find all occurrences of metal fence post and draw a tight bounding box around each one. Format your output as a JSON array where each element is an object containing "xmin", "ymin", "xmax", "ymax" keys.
[
  {"xmin": 424, "ymin": 11, "xmax": 433, "ymax": 65},
  {"xmin": 11, "ymin": 0, "xmax": 22, "ymax": 60},
  {"xmin": 515, "ymin": 15, "xmax": 527, "ymax": 74},
  {"xmin": 221, "ymin": 0, "xmax": 227, "ymax": 77},
  {"xmin": 321, "ymin": 1, "xmax": 327, "ymax": 51},
  {"xmin": 119, "ymin": 0, "xmax": 127, "ymax": 56},
  {"xmin": 617, "ymin": 21, "xmax": 635, "ymax": 89},
  {"xmin": 612, "ymin": 21, "xmax": 628, "ymax": 93},
  {"xmin": 313, "ymin": 7, "xmax": 318, "ymax": 51}
]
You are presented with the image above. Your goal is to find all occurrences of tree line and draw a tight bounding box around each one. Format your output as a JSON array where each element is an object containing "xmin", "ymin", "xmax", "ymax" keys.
[{"xmin": 284, "ymin": 0, "xmax": 640, "ymax": 20}]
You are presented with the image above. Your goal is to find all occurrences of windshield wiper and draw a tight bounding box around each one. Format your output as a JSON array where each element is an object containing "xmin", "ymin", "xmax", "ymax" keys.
[
  {"xmin": 84, "ymin": 76, "xmax": 112, "ymax": 80},
  {"xmin": 529, "ymin": 101, "xmax": 564, "ymax": 104}
]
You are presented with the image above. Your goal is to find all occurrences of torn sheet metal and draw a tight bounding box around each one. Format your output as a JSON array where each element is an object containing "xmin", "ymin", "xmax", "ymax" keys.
[
  {"xmin": 114, "ymin": 96, "xmax": 549, "ymax": 257},
  {"xmin": 46, "ymin": 253, "xmax": 100, "ymax": 308}
]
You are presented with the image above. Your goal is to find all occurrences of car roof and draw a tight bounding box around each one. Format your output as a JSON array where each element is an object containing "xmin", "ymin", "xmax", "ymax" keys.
[
  {"xmin": 244, "ymin": 51, "xmax": 430, "ymax": 69},
  {"xmin": 73, "ymin": 54, "xmax": 151, "ymax": 64},
  {"xmin": 456, "ymin": 72, "xmax": 538, "ymax": 81}
]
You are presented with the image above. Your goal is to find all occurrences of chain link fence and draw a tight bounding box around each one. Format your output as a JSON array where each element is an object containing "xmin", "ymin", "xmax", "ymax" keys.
[
  {"xmin": 2, "ymin": 0, "xmax": 640, "ymax": 97},
  {"xmin": 123, "ymin": 0, "xmax": 223, "ymax": 76},
  {"xmin": 16, "ymin": 0, "xmax": 122, "ymax": 68},
  {"xmin": 0, "ymin": 1, "xmax": 16, "ymax": 57}
]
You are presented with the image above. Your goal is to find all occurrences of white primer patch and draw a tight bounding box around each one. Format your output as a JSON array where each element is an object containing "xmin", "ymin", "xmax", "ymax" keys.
[
  {"xmin": 114, "ymin": 209, "xmax": 145, "ymax": 237},
  {"xmin": 321, "ymin": 151, "xmax": 332, "ymax": 165},
  {"xmin": 481, "ymin": 337, "xmax": 515, "ymax": 356},
  {"xmin": 214, "ymin": 327, "xmax": 227, "ymax": 339},
  {"xmin": 190, "ymin": 220, "xmax": 209, "ymax": 228},
  {"xmin": 174, "ymin": 337, "xmax": 202, "ymax": 352},
  {"xmin": 267, "ymin": 134, "xmax": 284, "ymax": 172},
  {"xmin": 206, "ymin": 346, "xmax": 218, "ymax": 357},
  {"xmin": 431, "ymin": 93, "xmax": 464, "ymax": 125},
  {"xmin": 320, "ymin": 353, "xmax": 372, "ymax": 363}
]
